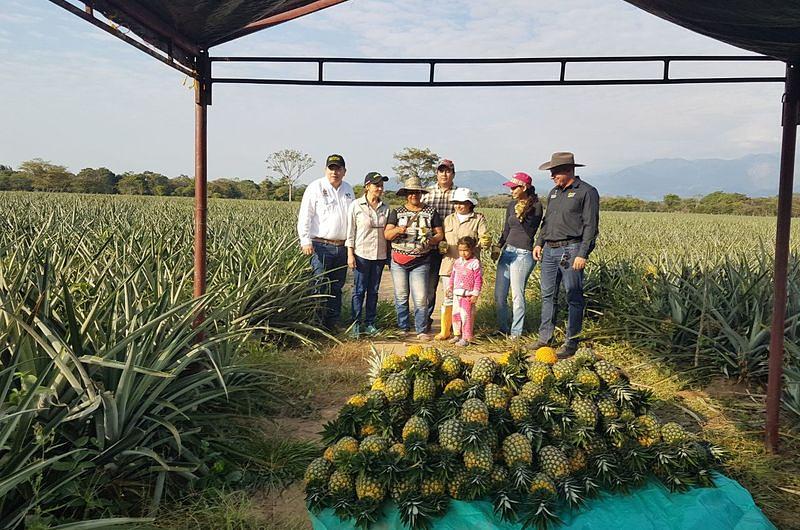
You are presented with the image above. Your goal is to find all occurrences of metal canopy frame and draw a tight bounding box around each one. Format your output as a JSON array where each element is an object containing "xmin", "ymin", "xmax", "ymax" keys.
[{"xmin": 47, "ymin": 0, "xmax": 797, "ymax": 454}]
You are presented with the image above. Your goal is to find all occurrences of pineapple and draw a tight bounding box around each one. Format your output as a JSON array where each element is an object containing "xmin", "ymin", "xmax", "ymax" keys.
[
  {"xmin": 420, "ymin": 475, "xmax": 446, "ymax": 496},
  {"xmin": 520, "ymin": 381, "xmax": 547, "ymax": 401},
  {"xmin": 484, "ymin": 383, "xmax": 510, "ymax": 410},
  {"xmin": 464, "ymin": 444, "xmax": 493, "ymax": 473},
  {"xmin": 444, "ymin": 378, "xmax": 467, "ymax": 396},
  {"xmin": 420, "ymin": 347, "xmax": 442, "ymax": 367},
  {"xmin": 441, "ymin": 354, "xmax": 463, "ymax": 379},
  {"xmin": 365, "ymin": 389, "xmax": 387, "ymax": 408},
  {"xmin": 391, "ymin": 476, "xmax": 416, "ymax": 500},
  {"xmin": 575, "ymin": 368, "xmax": 601, "ymax": 391},
  {"xmin": 323, "ymin": 446, "xmax": 335, "ymax": 462},
  {"xmin": 552, "ymin": 358, "xmax": 578, "ymax": 384},
  {"xmin": 460, "ymin": 398, "xmax": 490, "ymax": 426},
  {"xmin": 371, "ymin": 377, "xmax": 386, "ymax": 392},
  {"xmin": 333, "ymin": 436, "xmax": 359, "ymax": 460},
  {"xmin": 497, "ymin": 350, "xmax": 511, "ymax": 366},
  {"xmin": 527, "ymin": 361, "xmax": 555, "ymax": 387},
  {"xmin": 448, "ymin": 467, "xmax": 469, "ymax": 499},
  {"xmin": 356, "ymin": 473, "xmax": 386, "ymax": 501},
  {"xmin": 533, "ymin": 346, "xmax": 558, "ymax": 365},
  {"xmin": 538, "ymin": 445, "xmax": 570, "ymax": 480},
  {"xmin": 568, "ymin": 448, "xmax": 587, "ymax": 473},
  {"xmin": 402, "ymin": 415, "xmax": 430, "ymax": 443},
  {"xmin": 360, "ymin": 435, "xmax": 389, "ymax": 455},
  {"xmin": 547, "ymin": 389, "xmax": 571, "ymax": 409},
  {"xmin": 501, "ymin": 433, "xmax": 532, "ymax": 466},
  {"xmin": 389, "ymin": 442, "xmax": 406, "ymax": 458},
  {"xmin": 635, "ymin": 414, "xmax": 660, "ymax": 436},
  {"xmin": 597, "ymin": 396, "xmax": 619, "ymax": 419},
  {"xmin": 509, "ymin": 395, "xmax": 532, "ymax": 423},
  {"xmin": 304, "ymin": 457, "xmax": 331, "ymax": 486},
  {"xmin": 528, "ymin": 472, "xmax": 557, "ymax": 496},
  {"xmin": 329, "ymin": 469, "xmax": 355, "ymax": 495},
  {"xmin": 346, "ymin": 394, "xmax": 368, "ymax": 408},
  {"xmin": 405, "ymin": 344, "xmax": 423, "ymax": 357},
  {"xmin": 381, "ymin": 353, "xmax": 405, "ymax": 373},
  {"xmin": 384, "ymin": 373, "xmax": 411, "ymax": 402},
  {"xmin": 413, "ymin": 374, "xmax": 437, "ymax": 401},
  {"xmin": 360, "ymin": 423, "xmax": 378, "ymax": 437},
  {"xmin": 661, "ymin": 422, "xmax": 688, "ymax": 445},
  {"xmin": 438, "ymin": 418, "xmax": 466, "ymax": 452},
  {"xmin": 571, "ymin": 396, "xmax": 599, "ymax": 428},
  {"xmin": 594, "ymin": 359, "xmax": 622, "ymax": 386},
  {"xmin": 470, "ymin": 357, "xmax": 497, "ymax": 384},
  {"xmin": 573, "ymin": 347, "xmax": 597, "ymax": 366}
]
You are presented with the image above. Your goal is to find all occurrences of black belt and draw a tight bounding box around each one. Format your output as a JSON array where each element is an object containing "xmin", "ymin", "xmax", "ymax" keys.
[{"xmin": 544, "ymin": 239, "xmax": 581, "ymax": 248}]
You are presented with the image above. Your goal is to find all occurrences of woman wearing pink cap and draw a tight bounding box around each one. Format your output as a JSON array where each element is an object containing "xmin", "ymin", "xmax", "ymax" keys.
[{"xmin": 493, "ymin": 172, "xmax": 543, "ymax": 338}]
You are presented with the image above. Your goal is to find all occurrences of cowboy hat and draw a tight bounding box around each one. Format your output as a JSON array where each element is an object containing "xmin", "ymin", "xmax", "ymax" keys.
[{"xmin": 538, "ymin": 152, "xmax": 585, "ymax": 170}]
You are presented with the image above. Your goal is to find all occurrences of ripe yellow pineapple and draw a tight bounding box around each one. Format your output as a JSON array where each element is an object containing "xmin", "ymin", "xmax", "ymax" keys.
[
  {"xmin": 333, "ymin": 436, "xmax": 359, "ymax": 459},
  {"xmin": 420, "ymin": 346, "xmax": 442, "ymax": 367},
  {"xmin": 413, "ymin": 374, "xmax": 437, "ymax": 401},
  {"xmin": 328, "ymin": 469, "xmax": 354, "ymax": 495},
  {"xmin": 464, "ymin": 444, "xmax": 493, "ymax": 473},
  {"xmin": 346, "ymin": 394, "xmax": 368, "ymax": 407},
  {"xmin": 538, "ymin": 445, "xmax": 570, "ymax": 479},
  {"xmin": 420, "ymin": 476, "xmax": 446, "ymax": 496},
  {"xmin": 304, "ymin": 457, "xmax": 331, "ymax": 486},
  {"xmin": 371, "ymin": 377, "xmax": 386, "ymax": 392},
  {"xmin": 484, "ymin": 383, "xmax": 510, "ymax": 410},
  {"xmin": 381, "ymin": 353, "xmax": 405, "ymax": 373},
  {"xmin": 384, "ymin": 373, "xmax": 410, "ymax": 402},
  {"xmin": 470, "ymin": 357, "xmax": 497, "ymax": 384},
  {"xmin": 529, "ymin": 472, "xmax": 557, "ymax": 496},
  {"xmin": 534, "ymin": 346, "xmax": 558, "ymax": 365},
  {"xmin": 501, "ymin": 433, "xmax": 532, "ymax": 466},
  {"xmin": 356, "ymin": 473, "xmax": 386, "ymax": 501},
  {"xmin": 444, "ymin": 378, "xmax": 467, "ymax": 396},
  {"xmin": 527, "ymin": 361, "xmax": 555, "ymax": 387},
  {"xmin": 323, "ymin": 446, "xmax": 335, "ymax": 462},
  {"xmin": 441, "ymin": 354, "xmax": 463, "ymax": 379},
  {"xmin": 359, "ymin": 435, "xmax": 389, "ymax": 455},
  {"xmin": 402, "ymin": 415, "xmax": 430, "ymax": 443},
  {"xmin": 460, "ymin": 398, "xmax": 490, "ymax": 426}
]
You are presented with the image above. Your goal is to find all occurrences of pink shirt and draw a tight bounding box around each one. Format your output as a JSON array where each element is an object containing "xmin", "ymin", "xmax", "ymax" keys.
[{"xmin": 449, "ymin": 257, "xmax": 483, "ymax": 296}]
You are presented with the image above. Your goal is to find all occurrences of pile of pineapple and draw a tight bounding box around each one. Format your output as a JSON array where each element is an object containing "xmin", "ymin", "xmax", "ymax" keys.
[{"xmin": 305, "ymin": 346, "xmax": 724, "ymax": 529}]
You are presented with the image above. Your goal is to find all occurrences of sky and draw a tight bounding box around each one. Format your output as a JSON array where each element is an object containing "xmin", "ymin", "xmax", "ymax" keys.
[{"xmin": 0, "ymin": 0, "xmax": 789, "ymax": 191}]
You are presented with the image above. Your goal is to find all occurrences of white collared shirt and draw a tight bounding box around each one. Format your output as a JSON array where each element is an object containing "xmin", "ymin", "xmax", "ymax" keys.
[
  {"xmin": 346, "ymin": 195, "xmax": 389, "ymax": 260},
  {"xmin": 297, "ymin": 177, "xmax": 354, "ymax": 246}
]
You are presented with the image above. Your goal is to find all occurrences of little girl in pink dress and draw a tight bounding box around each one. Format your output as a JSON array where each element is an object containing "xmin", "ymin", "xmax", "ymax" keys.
[{"xmin": 446, "ymin": 236, "xmax": 483, "ymax": 346}]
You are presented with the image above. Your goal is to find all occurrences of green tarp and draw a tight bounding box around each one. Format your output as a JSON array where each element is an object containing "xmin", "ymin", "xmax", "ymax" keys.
[{"xmin": 309, "ymin": 475, "xmax": 775, "ymax": 529}]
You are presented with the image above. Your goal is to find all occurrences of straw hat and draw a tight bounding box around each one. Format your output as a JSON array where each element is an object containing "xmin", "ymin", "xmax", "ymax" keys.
[{"xmin": 397, "ymin": 176, "xmax": 430, "ymax": 196}]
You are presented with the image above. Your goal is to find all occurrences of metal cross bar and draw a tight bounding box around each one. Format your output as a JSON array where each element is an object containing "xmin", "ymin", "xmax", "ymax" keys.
[{"xmin": 210, "ymin": 55, "xmax": 783, "ymax": 87}]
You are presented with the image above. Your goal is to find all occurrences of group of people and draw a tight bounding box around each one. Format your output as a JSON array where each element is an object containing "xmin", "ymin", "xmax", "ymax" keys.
[{"xmin": 296, "ymin": 151, "xmax": 599, "ymax": 357}]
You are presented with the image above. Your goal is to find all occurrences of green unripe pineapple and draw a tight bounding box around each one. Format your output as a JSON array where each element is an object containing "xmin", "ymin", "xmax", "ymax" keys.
[
  {"xmin": 359, "ymin": 435, "xmax": 389, "ymax": 455},
  {"xmin": 460, "ymin": 398, "xmax": 490, "ymax": 425},
  {"xmin": 413, "ymin": 374, "xmax": 437, "ymax": 401},
  {"xmin": 385, "ymin": 373, "xmax": 411, "ymax": 402},
  {"xmin": 520, "ymin": 381, "xmax": 547, "ymax": 401},
  {"xmin": 304, "ymin": 457, "xmax": 331, "ymax": 486},
  {"xmin": 402, "ymin": 415, "xmax": 430, "ymax": 443},
  {"xmin": 594, "ymin": 359, "xmax": 622, "ymax": 385},
  {"xmin": 502, "ymin": 433, "xmax": 532, "ymax": 466},
  {"xmin": 538, "ymin": 445, "xmax": 570, "ymax": 480},
  {"xmin": 573, "ymin": 347, "xmax": 598, "ymax": 366},
  {"xmin": 552, "ymin": 358, "xmax": 578, "ymax": 384},
  {"xmin": 484, "ymin": 383, "xmax": 510, "ymax": 410},
  {"xmin": 328, "ymin": 469, "xmax": 354, "ymax": 495},
  {"xmin": 441, "ymin": 354, "xmax": 463, "ymax": 379},
  {"xmin": 470, "ymin": 357, "xmax": 497, "ymax": 384},
  {"xmin": 509, "ymin": 395, "xmax": 532, "ymax": 423},
  {"xmin": 575, "ymin": 368, "xmax": 601, "ymax": 391},
  {"xmin": 661, "ymin": 422, "xmax": 688, "ymax": 445},
  {"xmin": 597, "ymin": 396, "xmax": 619, "ymax": 419},
  {"xmin": 438, "ymin": 418, "xmax": 466, "ymax": 452},
  {"xmin": 571, "ymin": 396, "xmax": 599, "ymax": 428}
]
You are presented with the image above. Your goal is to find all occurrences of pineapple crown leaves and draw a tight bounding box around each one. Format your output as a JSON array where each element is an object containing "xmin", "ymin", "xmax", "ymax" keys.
[
  {"xmin": 492, "ymin": 489, "xmax": 523, "ymax": 523},
  {"xmin": 364, "ymin": 343, "xmax": 390, "ymax": 383},
  {"xmin": 304, "ymin": 484, "xmax": 330, "ymax": 514},
  {"xmin": 518, "ymin": 496, "xmax": 562, "ymax": 530},
  {"xmin": 396, "ymin": 493, "xmax": 449, "ymax": 530},
  {"xmin": 349, "ymin": 497, "xmax": 384, "ymax": 530},
  {"xmin": 556, "ymin": 476, "xmax": 586, "ymax": 509}
]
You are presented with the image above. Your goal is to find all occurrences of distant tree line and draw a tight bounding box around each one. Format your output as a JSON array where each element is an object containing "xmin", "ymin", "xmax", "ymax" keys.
[
  {"xmin": 0, "ymin": 159, "xmax": 307, "ymax": 201},
  {"xmin": 598, "ymin": 191, "xmax": 800, "ymax": 217}
]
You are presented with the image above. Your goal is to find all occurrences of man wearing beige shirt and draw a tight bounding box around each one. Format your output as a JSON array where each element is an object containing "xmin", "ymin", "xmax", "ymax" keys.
[{"xmin": 346, "ymin": 172, "xmax": 390, "ymax": 338}]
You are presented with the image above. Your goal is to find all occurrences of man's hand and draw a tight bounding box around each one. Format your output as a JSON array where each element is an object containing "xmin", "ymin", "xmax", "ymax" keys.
[
  {"xmin": 348, "ymin": 255, "xmax": 356, "ymax": 269},
  {"xmin": 301, "ymin": 244, "xmax": 314, "ymax": 256},
  {"xmin": 469, "ymin": 295, "xmax": 479, "ymax": 304},
  {"xmin": 533, "ymin": 245, "xmax": 542, "ymax": 261},
  {"xmin": 572, "ymin": 256, "xmax": 587, "ymax": 271}
]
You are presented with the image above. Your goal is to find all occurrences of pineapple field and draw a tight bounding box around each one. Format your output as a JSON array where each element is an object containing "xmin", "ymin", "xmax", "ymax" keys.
[{"xmin": 1, "ymin": 191, "xmax": 799, "ymax": 529}]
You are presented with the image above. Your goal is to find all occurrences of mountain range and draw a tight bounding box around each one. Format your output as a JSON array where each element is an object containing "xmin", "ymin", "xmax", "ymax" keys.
[{"xmin": 448, "ymin": 154, "xmax": 798, "ymax": 200}]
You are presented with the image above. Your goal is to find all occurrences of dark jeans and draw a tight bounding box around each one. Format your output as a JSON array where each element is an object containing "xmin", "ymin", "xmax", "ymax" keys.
[
  {"xmin": 352, "ymin": 256, "xmax": 385, "ymax": 327},
  {"xmin": 538, "ymin": 242, "xmax": 586, "ymax": 348},
  {"xmin": 425, "ymin": 252, "xmax": 443, "ymax": 327},
  {"xmin": 310, "ymin": 241, "xmax": 348, "ymax": 328}
]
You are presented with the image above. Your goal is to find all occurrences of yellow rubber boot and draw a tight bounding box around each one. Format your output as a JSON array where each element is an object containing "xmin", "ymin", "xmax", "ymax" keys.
[{"xmin": 434, "ymin": 305, "xmax": 453, "ymax": 340}]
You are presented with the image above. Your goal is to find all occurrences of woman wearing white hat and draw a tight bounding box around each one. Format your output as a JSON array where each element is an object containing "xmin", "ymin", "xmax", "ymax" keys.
[{"xmin": 434, "ymin": 187, "xmax": 488, "ymax": 341}]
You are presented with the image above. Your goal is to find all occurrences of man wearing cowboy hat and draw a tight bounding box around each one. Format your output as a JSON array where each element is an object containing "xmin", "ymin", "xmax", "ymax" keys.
[
  {"xmin": 531, "ymin": 152, "xmax": 600, "ymax": 358},
  {"xmin": 297, "ymin": 153, "xmax": 355, "ymax": 330}
]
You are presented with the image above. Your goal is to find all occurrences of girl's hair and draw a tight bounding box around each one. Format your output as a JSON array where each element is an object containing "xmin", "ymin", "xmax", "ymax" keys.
[
  {"xmin": 520, "ymin": 186, "xmax": 539, "ymax": 219},
  {"xmin": 457, "ymin": 235, "xmax": 477, "ymax": 249}
]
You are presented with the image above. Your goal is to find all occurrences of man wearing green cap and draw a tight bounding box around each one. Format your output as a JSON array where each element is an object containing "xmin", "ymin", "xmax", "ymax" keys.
[{"xmin": 297, "ymin": 154, "xmax": 354, "ymax": 330}]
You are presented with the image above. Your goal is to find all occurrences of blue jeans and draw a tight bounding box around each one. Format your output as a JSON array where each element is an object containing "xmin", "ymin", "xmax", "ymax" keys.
[
  {"xmin": 352, "ymin": 256, "xmax": 385, "ymax": 327},
  {"xmin": 310, "ymin": 242, "xmax": 348, "ymax": 328},
  {"xmin": 494, "ymin": 245, "xmax": 535, "ymax": 336},
  {"xmin": 391, "ymin": 260, "xmax": 430, "ymax": 333},
  {"xmin": 538, "ymin": 242, "xmax": 585, "ymax": 348}
]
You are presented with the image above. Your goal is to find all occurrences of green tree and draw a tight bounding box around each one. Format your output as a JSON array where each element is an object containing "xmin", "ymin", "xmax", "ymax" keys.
[
  {"xmin": 116, "ymin": 172, "xmax": 149, "ymax": 195},
  {"xmin": 19, "ymin": 158, "xmax": 73, "ymax": 192},
  {"xmin": 73, "ymin": 167, "xmax": 117, "ymax": 194},
  {"xmin": 142, "ymin": 171, "xmax": 171, "ymax": 196},
  {"xmin": 170, "ymin": 175, "xmax": 194, "ymax": 196},
  {"xmin": 208, "ymin": 178, "xmax": 242, "ymax": 199},
  {"xmin": 392, "ymin": 147, "xmax": 439, "ymax": 187},
  {"xmin": 0, "ymin": 171, "xmax": 33, "ymax": 191},
  {"xmin": 265, "ymin": 149, "xmax": 314, "ymax": 202}
]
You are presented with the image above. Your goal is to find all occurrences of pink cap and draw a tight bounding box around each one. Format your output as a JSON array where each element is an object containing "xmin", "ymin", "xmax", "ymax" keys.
[{"xmin": 503, "ymin": 172, "xmax": 532, "ymax": 188}]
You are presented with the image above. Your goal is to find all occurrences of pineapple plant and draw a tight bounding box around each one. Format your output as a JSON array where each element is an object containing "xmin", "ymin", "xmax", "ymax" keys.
[
  {"xmin": 402, "ymin": 415, "xmax": 430, "ymax": 443},
  {"xmin": 356, "ymin": 473, "xmax": 386, "ymax": 501},
  {"xmin": 527, "ymin": 361, "xmax": 555, "ymax": 387},
  {"xmin": 661, "ymin": 422, "xmax": 688, "ymax": 445},
  {"xmin": 464, "ymin": 444, "xmax": 493, "ymax": 473},
  {"xmin": 304, "ymin": 457, "xmax": 331, "ymax": 486},
  {"xmin": 413, "ymin": 374, "xmax": 437, "ymax": 401},
  {"xmin": 538, "ymin": 445, "xmax": 570, "ymax": 480},
  {"xmin": 444, "ymin": 378, "xmax": 467, "ymax": 396},
  {"xmin": 438, "ymin": 418, "xmax": 466, "ymax": 452},
  {"xmin": 460, "ymin": 398, "xmax": 490, "ymax": 426},
  {"xmin": 384, "ymin": 373, "xmax": 411, "ymax": 402},
  {"xmin": 441, "ymin": 354, "xmax": 463, "ymax": 379},
  {"xmin": 470, "ymin": 357, "xmax": 497, "ymax": 384},
  {"xmin": 533, "ymin": 346, "xmax": 558, "ymax": 365},
  {"xmin": 594, "ymin": 359, "xmax": 622, "ymax": 386},
  {"xmin": 484, "ymin": 383, "xmax": 510, "ymax": 410},
  {"xmin": 329, "ymin": 469, "xmax": 355, "ymax": 495}
]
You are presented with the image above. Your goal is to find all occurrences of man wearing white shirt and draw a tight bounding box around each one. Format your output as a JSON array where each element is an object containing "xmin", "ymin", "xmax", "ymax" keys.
[{"xmin": 297, "ymin": 154, "xmax": 355, "ymax": 329}]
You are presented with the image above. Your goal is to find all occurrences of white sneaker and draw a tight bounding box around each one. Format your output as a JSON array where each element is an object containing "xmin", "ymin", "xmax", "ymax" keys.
[{"xmin": 416, "ymin": 333, "xmax": 432, "ymax": 341}]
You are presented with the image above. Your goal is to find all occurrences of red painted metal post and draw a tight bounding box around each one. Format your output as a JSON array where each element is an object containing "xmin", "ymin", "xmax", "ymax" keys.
[
  {"xmin": 766, "ymin": 61, "xmax": 799, "ymax": 453},
  {"xmin": 194, "ymin": 50, "xmax": 211, "ymax": 301}
]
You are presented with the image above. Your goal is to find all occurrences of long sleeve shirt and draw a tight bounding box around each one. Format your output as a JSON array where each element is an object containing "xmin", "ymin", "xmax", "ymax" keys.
[
  {"xmin": 440, "ymin": 211, "xmax": 488, "ymax": 276},
  {"xmin": 498, "ymin": 200, "xmax": 543, "ymax": 251},
  {"xmin": 535, "ymin": 177, "xmax": 600, "ymax": 258},
  {"xmin": 346, "ymin": 195, "xmax": 389, "ymax": 260},
  {"xmin": 449, "ymin": 257, "xmax": 483, "ymax": 296},
  {"xmin": 297, "ymin": 177, "xmax": 355, "ymax": 246}
]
